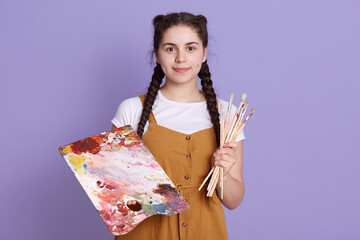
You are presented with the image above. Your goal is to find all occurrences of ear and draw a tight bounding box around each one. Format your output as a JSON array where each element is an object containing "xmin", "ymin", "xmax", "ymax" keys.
[
  {"xmin": 202, "ymin": 46, "xmax": 208, "ymax": 63},
  {"xmin": 155, "ymin": 51, "xmax": 160, "ymax": 64}
]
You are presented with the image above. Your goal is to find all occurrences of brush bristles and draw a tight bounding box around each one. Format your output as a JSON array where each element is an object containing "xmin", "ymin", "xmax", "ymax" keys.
[{"xmin": 241, "ymin": 93, "xmax": 247, "ymax": 101}]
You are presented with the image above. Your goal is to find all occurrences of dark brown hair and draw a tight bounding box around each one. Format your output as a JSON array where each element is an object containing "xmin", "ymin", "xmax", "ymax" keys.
[{"xmin": 137, "ymin": 12, "xmax": 220, "ymax": 147}]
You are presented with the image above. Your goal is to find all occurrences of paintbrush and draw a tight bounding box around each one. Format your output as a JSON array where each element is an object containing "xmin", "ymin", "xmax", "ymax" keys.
[
  {"xmin": 220, "ymin": 167, "xmax": 223, "ymax": 199},
  {"xmin": 207, "ymin": 167, "xmax": 220, "ymax": 197},
  {"xmin": 199, "ymin": 93, "xmax": 255, "ymax": 199},
  {"xmin": 227, "ymin": 102, "xmax": 248, "ymax": 142},
  {"xmin": 225, "ymin": 93, "xmax": 246, "ymax": 143},
  {"xmin": 198, "ymin": 167, "xmax": 214, "ymax": 191},
  {"xmin": 231, "ymin": 107, "xmax": 256, "ymax": 141},
  {"xmin": 204, "ymin": 94, "xmax": 236, "ymax": 197},
  {"xmin": 219, "ymin": 104, "xmax": 225, "ymax": 148},
  {"xmin": 219, "ymin": 93, "xmax": 233, "ymax": 199},
  {"xmin": 207, "ymin": 166, "xmax": 220, "ymax": 194},
  {"xmin": 202, "ymin": 103, "xmax": 226, "ymax": 193}
]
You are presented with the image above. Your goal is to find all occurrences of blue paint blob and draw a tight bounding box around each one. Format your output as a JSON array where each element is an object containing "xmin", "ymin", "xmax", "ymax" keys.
[
  {"xmin": 152, "ymin": 203, "xmax": 167, "ymax": 214},
  {"xmin": 166, "ymin": 200, "xmax": 179, "ymax": 210}
]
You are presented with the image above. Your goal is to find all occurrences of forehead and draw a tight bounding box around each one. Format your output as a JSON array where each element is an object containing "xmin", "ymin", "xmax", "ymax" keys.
[{"xmin": 161, "ymin": 24, "xmax": 202, "ymax": 45}]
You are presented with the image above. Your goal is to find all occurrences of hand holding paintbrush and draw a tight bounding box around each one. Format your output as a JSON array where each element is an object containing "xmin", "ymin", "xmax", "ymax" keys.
[{"xmin": 199, "ymin": 92, "xmax": 256, "ymax": 199}]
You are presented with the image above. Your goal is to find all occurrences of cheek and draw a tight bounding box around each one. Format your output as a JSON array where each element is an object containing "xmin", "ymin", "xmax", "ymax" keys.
[
  {"xmin": 159, "ymin": 64, "xmax": 167, "ymax": 75},
  {"xmin": 193, "ymin": 55, "xmax": 204, "ymax": 70},
  {"xmin": 158, "ymin": 55, "xmax": 173, "ymax": 69}
]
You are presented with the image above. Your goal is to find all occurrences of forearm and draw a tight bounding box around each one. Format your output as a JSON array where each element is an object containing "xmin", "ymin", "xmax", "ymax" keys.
[{"xmin": 216, "ymin": 172, "xmax": 245, "ymax": 210}]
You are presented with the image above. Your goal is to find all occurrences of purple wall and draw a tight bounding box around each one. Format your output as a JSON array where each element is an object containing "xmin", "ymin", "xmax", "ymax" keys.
[{"xmin": 1, "ymin": 0, "xmax": 359, "ymax": 239}]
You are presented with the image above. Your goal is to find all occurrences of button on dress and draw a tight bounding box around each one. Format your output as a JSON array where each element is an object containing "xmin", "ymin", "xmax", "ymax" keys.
[{"xmin": 114, "ymin": 95, "xmax": 228, "ymax": 240}]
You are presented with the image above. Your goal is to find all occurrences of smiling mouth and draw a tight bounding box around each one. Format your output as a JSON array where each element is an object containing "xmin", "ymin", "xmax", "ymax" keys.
[{"xmin": 173, "ymin": 67, "xmax": 190, "ymax": 73}]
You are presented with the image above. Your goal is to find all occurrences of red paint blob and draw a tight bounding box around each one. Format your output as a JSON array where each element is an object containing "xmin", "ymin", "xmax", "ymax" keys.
[
  {"xmin": 71, "ymin": 136, "xmax": 103, "ymax": 155},
  {"xmin": 153, "ymin": 184, "xmax": 179, "ymax": 199}
]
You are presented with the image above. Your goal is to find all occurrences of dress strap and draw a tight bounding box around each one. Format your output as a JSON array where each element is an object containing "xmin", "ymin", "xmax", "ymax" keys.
[{"xmin": 138, "ymin": 94, "xmax": 158, "ymax": 124}]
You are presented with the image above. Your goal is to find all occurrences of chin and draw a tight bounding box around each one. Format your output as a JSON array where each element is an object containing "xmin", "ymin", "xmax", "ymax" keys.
[{"xmin": 169, "ymin": 78, "xmax": 195, "ymax": 85}]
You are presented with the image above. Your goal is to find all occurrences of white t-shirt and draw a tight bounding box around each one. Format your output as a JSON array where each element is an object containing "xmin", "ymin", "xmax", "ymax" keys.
[{"xmin": 111, "ymin": 90, "xmax": 245, "ymax": 142}]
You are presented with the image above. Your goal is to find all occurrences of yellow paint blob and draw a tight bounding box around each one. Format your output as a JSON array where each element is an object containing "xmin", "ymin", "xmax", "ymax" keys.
[
  {"xmin": 63, "ymin": 145, "xmax": 73, "ymax": 154},
  {"xmin": 68, "ymin": 155, "xmax": 86, "ymax": 175}
]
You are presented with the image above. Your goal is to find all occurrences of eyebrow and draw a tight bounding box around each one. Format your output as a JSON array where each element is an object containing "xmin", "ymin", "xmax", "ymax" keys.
[{"xmin": 161, "ymin": 42, "xmax": 200, "ymax": 47}]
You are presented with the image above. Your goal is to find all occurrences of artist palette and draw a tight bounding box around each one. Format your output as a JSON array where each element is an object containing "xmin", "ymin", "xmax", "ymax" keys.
[{"xmin": 58, "ymin": 125, "xmax": 189, "ymax": 235}]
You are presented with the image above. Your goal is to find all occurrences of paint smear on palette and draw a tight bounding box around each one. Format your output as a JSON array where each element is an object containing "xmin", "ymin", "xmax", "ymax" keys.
[{"xmin": 58, "ymin": 125, "xmax": 189, "ymax": 235}]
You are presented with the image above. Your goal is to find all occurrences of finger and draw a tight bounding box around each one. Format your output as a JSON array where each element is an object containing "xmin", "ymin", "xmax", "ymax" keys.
[
  {"xmin": 222, "ymin": 143, "xmax": 238, "ymax": 151},
  {"xmin": 223, "ymin": 141, "xmax": 238, "ymax": 146},
  {"xmin": 216, "ymin": 159, "xmax": 236, "ymax": 168},
  {"xmin": 213, "ymin": 148, "xmax": 235, "ymax": 157},
  {"xmin": 223, "ymin": 141, "xmax": 239, "ymax": 149},
  {"xmin": 213, "ymin": 162, "xmax": 232, "ymax": 175},
  {"xmin": 214, "ymin": 154, "xmax": 230, "ymax": 162},
  {"xmin": 213, "ymin": 159, "xmax": 227, "ymax": 167},
  {"xmin": 213, "ymin": 144, "xmax": 236, "ymax": 155},
  {"xmin": 214, "ymin": 154, "xmax": 237, "ymax": 165},
  {"xmin": 215, "ymin": 151, "xmax": 237, "ymax": 161},
  {"xmin": 212, "ymin": 149, "xmax": 221, "ymax": 158}
]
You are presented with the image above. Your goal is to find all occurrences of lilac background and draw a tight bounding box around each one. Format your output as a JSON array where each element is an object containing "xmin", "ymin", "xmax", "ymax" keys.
[{"xmin": 1, "ymin": 0, "xmax": 359, "ymax": 239}]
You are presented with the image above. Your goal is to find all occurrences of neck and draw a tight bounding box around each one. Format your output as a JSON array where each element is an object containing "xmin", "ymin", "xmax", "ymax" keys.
[{"xmin": 160, "ymin": 78, "xmax": 205, "ymax": 103}]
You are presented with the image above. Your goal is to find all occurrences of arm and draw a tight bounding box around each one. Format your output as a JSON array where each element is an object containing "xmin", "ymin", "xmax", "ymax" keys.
[{"xmin": 212, "ymin": 140, "xmax": 245, "ymax": 210}]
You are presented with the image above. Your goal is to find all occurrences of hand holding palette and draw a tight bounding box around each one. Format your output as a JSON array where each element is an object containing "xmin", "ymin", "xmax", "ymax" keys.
[{"xmin": 58, "ymin": 125, "xmax": 189, "ymax": 236}]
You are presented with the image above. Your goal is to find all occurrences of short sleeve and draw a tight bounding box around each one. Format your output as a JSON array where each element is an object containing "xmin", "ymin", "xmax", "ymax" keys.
[
  {"xmin": 111, "ymin": 97, "xmax": 143, "ymax": 131},
  {"xmin": 235, "ymin": 128, "xmax": 245, "ymax": 142}
]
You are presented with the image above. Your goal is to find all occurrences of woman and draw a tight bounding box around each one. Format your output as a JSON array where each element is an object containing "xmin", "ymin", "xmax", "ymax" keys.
[{"xmin": 111, "ymin": 12, "xmax": 245, "ymax": 240}]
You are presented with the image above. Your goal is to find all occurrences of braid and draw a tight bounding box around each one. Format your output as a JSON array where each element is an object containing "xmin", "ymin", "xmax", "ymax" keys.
[
  {"xmin": 137, "ymin": 63, "xmax": 164, "ymax": 138},
  {"xmin": 198, "ymin": 60, "xmax": 220, "ymax": 147}
]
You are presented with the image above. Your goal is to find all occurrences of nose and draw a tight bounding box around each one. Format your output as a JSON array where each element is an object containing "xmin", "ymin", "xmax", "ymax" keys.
[{"xmin": 175, "ymin": 49, "xmax": 186, "ymax": 63}]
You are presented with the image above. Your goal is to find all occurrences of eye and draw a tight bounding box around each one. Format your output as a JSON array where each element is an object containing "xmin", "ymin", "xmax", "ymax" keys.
[
  {"xmin": 187, "ymin": 46, "xmax": 196, "ymax": 51},
  {"xmin": 166, "ymin": 47, "xmax": 176, "ymax": 52}
]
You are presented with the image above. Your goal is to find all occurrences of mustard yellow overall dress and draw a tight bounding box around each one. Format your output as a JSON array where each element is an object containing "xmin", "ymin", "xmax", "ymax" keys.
[{"xmin": 115, "ymin": 95, "xmax": 228, "ymax": 240}]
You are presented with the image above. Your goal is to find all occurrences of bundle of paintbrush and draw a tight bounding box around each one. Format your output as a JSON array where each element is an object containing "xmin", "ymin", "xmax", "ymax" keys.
[{"xmin": 198, "ymin": 92, "xmax": 255, "ymax": 199}]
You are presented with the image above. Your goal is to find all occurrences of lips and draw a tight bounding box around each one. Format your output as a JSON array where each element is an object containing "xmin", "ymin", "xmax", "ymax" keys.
[{"xmin": 173, "ymin": 67, "xmax": 190, "ymax": 73}]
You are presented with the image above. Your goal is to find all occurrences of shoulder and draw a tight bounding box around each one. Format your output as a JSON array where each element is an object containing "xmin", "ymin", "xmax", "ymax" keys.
[
  {"xmin": 118, "ymin": 96, "xmax": 142, "ymax": 109},
  {"xmin": 217, "ymin": 98, "xmax": 228, "ymax": 105},
  {"xmin": 112, "ymin": 96, "xmax": 143, "ymax": 128}
]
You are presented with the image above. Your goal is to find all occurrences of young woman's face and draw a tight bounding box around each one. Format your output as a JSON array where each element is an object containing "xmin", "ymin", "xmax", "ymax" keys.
[{"xmin": 155, "ymin": 24, "xmax": 207, "ymax": 85}]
